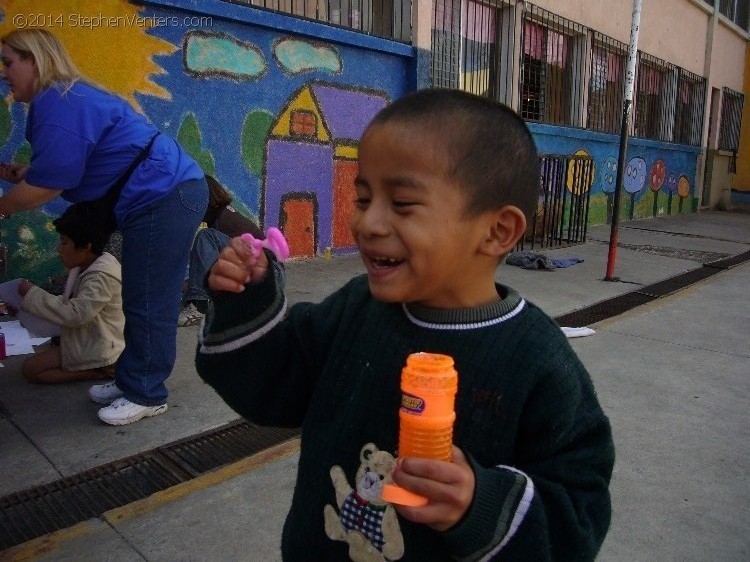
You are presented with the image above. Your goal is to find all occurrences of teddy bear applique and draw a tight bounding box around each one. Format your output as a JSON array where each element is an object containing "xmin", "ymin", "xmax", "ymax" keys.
[{"xmin": 324, "ymin": 443, "xmax": 405, "ymax": 562}]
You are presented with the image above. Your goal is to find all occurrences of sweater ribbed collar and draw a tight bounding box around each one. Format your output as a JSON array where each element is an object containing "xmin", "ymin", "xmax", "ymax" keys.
[{"xmin": 401, "ymin": 285, "xmax": 525, "ymax": 330}]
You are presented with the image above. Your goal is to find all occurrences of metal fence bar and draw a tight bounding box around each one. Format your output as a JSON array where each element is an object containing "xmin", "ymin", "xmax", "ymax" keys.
[{"xmin": 518, "ymin": 154, "xmax": 592, "ymax": 251}]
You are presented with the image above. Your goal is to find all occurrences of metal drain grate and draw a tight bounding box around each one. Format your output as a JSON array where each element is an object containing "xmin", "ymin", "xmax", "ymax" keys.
[
  {"xmin": 0, "ymin": 420, "xmax": 299, "ymax": 550},
  {"xmin": 635, "ymin": 267, "xmax": 718, "ymax": 298},
  {"xmin": 556, "ymin": 251, "xmax": 750, "ymax": 327},
  {"xmin": 554, "ymin": 292, "xmax": 655, "ymax": 327},
  {"xmin": 704, "ymin": 250, "xmax": 750, "ymax": 270}
]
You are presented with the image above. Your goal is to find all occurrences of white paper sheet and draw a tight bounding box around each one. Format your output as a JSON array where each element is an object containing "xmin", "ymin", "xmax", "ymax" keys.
[
  {"xmin": 0, "ymin": 279, "xmax": 61, "ymax": 338},
  {"xmin": 0, "ymin": 320, "xmax": 51, "ymax": 357}
]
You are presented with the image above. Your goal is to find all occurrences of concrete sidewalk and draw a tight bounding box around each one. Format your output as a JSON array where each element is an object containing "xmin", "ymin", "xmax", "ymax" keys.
[{"xmin": 1, "ymin": 210, "xmax": 749, "ymax": 561}]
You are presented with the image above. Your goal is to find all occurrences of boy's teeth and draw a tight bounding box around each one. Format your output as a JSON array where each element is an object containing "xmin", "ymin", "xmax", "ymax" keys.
[{"xmin": 373, "ymin": 257, "xmax": 400, "ymax": 266}]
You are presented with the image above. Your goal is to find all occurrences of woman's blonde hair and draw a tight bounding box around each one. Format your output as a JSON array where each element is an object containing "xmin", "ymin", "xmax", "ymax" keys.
[{"xmin": 1, "ymin": 28, "xmax": 82, "ymax": 92}]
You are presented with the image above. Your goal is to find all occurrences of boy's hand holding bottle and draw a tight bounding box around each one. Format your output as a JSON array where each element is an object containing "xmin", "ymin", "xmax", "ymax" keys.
[
  {"xmin": 390, "ymin": 446, "xmax": 476, "ymax": 532},
  {"xmin": 383, "ymin": 352, "xmax": 476, "ymax": 531}
]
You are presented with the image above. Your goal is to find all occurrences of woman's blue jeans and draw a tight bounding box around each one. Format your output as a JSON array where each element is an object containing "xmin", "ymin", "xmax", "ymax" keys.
[
  {"xmin": 116, "ymin": 177, "xmax": 208, "ymax": 406},
  {"xmin": 183, "ymin": 228, "xmax": 231, "ymax": 304}
]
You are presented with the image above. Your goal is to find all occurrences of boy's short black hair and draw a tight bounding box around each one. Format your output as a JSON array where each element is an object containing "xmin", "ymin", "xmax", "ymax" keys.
[
  {"xmin": 369, "ymin": 88, "xmax": 539, "ymax": 221},
  {"xmin": 52, "ymin": 203, "xmax": 110, "ymax": 256}
]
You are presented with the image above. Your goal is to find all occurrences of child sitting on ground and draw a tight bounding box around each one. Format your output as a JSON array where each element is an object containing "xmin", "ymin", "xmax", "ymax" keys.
[
  {"xmin": 196, "ymin": 89, "xmax": 614, "ymax": 561},
  {"xmin": 18, "ymin": 203, "xmax": 124, "ymax": 383}
]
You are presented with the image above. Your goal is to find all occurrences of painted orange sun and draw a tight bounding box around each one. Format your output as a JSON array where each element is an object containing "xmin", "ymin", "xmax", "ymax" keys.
[{"xmin": 0, "ymin": 0, "xmax": 176, "ymax": 112}]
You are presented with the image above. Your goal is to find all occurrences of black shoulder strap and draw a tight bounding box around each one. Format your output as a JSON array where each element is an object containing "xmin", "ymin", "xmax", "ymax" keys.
[{"xmin": 102, "ymin": 134, "xmax": 159, "ymax": 206}]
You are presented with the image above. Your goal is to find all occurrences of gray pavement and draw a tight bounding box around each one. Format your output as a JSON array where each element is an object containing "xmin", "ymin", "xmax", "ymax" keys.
[{"xmin": 1, "ymin": 210, "xmax": 749, "ymax": 561}]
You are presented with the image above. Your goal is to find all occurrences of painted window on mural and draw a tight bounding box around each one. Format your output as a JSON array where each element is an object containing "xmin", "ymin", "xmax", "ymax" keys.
[
  {"xmin": 290, "ymin": 110, "xmax": 318, "ymax": 138},
  {"xmin": 519, "ymin": 7, "xmax": 585, "ymax": 127},
  {"xmin": 587, "ymin": 35, "xmax": 626, "ymax": 134}
]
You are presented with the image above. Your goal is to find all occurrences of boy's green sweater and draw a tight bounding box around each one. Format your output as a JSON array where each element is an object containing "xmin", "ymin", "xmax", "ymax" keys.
[{"xmin": 196, "ymin": 264, "xmax": 614, "ymax": 561}]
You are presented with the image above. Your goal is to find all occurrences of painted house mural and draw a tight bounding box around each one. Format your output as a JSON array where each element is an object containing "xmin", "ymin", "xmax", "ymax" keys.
[
  {"xmin": 264, "ymin": 83, "xmax": 388, "ymax": 257},
  {"xmin": 0, "ymin": 0, "xmax": 411, "ymax": 282}
]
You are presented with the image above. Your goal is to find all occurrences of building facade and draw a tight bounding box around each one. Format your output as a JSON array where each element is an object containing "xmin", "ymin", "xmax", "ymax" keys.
[{"xmin": 0, "ymin": 0, "xmax": 746, "ymax": 280}]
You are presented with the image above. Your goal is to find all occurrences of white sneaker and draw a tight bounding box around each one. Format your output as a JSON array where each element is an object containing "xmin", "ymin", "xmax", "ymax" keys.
[
  {"xmin": 98, "ymin": 397, "xmax": 168, "ymax": 426},
  {"xmin": 88, "ymin": 381, "xmax": 124, "ymax": 405},
  {"xmin": 178, "ymin": 302, "xmax": 205, "ymax": 327}
]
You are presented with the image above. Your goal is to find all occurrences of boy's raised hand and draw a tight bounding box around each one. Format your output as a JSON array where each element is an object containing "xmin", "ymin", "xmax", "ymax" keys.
[
  {"xmin": 208, "ymin": 235, "xmax": 270, "ymax": 293},
  {"xmin": 390, "ymin": 446, "xmax": 475, "ymax": 532}
]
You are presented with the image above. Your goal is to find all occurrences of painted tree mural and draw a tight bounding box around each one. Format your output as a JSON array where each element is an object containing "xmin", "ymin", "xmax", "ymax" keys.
[{"xmin": 177, "ymin": 113, "xmax": 215, "ymax": 177}]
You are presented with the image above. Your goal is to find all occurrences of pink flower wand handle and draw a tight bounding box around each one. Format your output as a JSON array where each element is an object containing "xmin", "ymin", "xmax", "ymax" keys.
[{"xmin": 240, "ymin": 227, "xmax": 290, "ymax": 262}]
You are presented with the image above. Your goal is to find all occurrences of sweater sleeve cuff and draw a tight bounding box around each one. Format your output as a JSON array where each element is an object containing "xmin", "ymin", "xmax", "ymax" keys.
[
  {"xmin": 441, "ymin": 454, "xmax": 535, "ymax": 561},
  {"xmin": 199, "ymin": 254, "xmax": 286, "ymax": 350}
]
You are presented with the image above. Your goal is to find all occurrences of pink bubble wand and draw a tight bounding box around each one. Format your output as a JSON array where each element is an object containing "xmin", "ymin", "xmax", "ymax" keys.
[{"xmin": 240, "ymin": 227, "xmax": 290, "ymax": 262}]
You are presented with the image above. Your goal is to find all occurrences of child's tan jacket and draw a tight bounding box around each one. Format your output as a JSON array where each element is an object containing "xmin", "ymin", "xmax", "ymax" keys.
[{"xmin": 22, "ymin": 252, "xmax": 124, "ymax": 371}]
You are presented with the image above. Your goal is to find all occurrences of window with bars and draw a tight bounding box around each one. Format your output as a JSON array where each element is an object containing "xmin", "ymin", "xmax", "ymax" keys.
[
  {"xmin": 718, "ymin": 87, "xmax": 744, "ymax": 151},
  {"xmin": 428, "ymin": 1, "xmax": 708, "ymax": 145},
  {"xmin": 719, "ymin": 0, "xmax": 749, "ymax": 31},
  {"xmin": 519, "ymin": 6, "xmax": 586, "ymax": 127},
  {"xmin": 633, "ymin": 52, "xmax": 676, "ymax": 142},
  {"xmin": 222, "ymin": 0, "xmax": 411, "ymax": 41},
  {"xmin": 431, "ymin": 0, "xmax": 462, "ymax": 89},
  {"xmin": 673, "ymin": 69, "xmax": 706, "ymax": 146},
  {"xmin": 430, "ymin": 0, "xmax": 516, "ymax": 105},
  {"xmin": 587, "ymin": 33, "xmax": 627, "ymax": 134}
]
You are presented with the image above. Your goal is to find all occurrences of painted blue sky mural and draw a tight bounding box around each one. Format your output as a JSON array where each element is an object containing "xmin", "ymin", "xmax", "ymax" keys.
[{"xmin": 135, "ymin": 5, "xmax": 408, "ymax": 221}]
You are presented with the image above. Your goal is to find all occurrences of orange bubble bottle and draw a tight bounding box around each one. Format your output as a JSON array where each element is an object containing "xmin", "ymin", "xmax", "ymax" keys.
[{"xmin": 381, "ymin": 352, "xmax": 458, "ymax": 507}]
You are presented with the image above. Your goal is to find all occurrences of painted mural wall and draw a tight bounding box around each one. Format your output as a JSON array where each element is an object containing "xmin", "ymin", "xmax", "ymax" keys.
[
  {"xmin": 0, "ymin": 0, "xmax": 706, "ymax": 284},
  {"xmin": 529, "ymin": 124, "xmax": 701, "ymax": 226},
  {"xmin": 0, "ymin": 0, "xmax": 412, "ymax": 282}
]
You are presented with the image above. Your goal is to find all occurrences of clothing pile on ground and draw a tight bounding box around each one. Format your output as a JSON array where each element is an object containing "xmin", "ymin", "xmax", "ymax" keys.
[{"xmin": 506, "ymin": 251, "xmax": 583, "ymax": 270}]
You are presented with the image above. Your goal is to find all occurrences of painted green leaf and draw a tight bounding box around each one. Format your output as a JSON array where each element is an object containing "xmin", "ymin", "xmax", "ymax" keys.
[{"xmin": 14, "ymin": 142, "xmax": 32, "ymax": 165}]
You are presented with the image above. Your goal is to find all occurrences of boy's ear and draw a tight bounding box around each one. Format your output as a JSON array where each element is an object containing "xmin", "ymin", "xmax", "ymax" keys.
[{"xmin": 479, "ymin": 206, "xmax": 527, "ymax": 257}]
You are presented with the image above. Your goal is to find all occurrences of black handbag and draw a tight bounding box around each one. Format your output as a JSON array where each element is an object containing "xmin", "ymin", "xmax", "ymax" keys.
[{"xmin": 81, "ymin": 134, "xmax": 157, "ymax": 234}]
